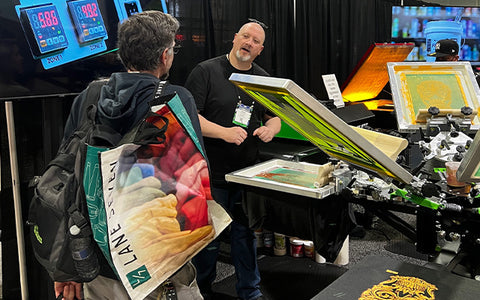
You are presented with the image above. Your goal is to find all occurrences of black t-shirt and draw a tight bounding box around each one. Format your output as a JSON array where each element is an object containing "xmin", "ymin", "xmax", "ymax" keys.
[{"xmin": 185, "ymin": 55, "xmax": 269, "ymax": 185}]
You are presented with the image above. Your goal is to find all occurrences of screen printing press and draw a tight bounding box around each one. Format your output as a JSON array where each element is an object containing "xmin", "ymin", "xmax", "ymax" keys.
[{"xmin": 226, "ymin": 66, "xmax": 480, "ymax": 281}]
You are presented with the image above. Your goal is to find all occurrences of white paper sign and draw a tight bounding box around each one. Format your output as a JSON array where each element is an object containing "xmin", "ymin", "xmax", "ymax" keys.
[{"xmin": 322, "ymin": 74, "xmax": 344, "ymax": 108}]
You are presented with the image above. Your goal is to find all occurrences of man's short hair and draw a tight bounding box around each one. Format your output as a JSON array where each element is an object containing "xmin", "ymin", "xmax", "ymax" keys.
[{"xmin": 117, "ymin": 11, "xmax": 179, "ymax": 71}]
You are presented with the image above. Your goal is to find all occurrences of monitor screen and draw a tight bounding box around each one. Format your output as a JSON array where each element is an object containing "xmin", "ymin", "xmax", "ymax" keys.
[
  {"xmin": 391, "ymin": 6, "xmax": 480, "ymax": 62},
  {"xmin": 0, "ymin": 0, "xmax": 166, "ymax": 100}
]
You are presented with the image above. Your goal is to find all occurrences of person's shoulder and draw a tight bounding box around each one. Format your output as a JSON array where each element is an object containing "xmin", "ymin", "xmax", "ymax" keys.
[
  {"xmin": 252, "ymin": 62, "xmax": 269, "ymax": 76},
  {"xmin": 165, "ymin": 84, "xmax": 193, "ymax": 99}
]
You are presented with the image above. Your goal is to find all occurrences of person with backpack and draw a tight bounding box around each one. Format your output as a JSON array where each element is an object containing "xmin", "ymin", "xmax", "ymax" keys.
[{"xmin": 55, "ymin": 10, "xmax": 205, "ymax": 300}]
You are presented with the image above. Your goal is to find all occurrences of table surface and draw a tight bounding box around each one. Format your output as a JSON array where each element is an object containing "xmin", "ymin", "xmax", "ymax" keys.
[{"xmin": 312, "ymin": 254, "xmax": 480, "ymax": 300}]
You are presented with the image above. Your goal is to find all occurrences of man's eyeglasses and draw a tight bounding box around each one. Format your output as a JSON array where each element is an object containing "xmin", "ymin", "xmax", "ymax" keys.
[
  {"xmin": 248, "ymin": 18, "xmax": 268, "ymax": 29},
  {"xmin": 168, "ymin": 43, "xmax": 182, "ymax": 55}
]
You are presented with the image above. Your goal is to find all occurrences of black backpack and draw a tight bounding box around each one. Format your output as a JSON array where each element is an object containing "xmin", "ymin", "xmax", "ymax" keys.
[
  {"xmin": 28, "ymin": 79, "xmax": 170, "ymax": 283},
  {"xmin": 27, "ymin": 80, "xmax": 123, "ymax": 282}
]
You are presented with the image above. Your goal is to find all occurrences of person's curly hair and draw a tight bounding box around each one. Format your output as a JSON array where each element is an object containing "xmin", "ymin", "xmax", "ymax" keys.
[{"xmin": 117, "ymin": 11, "xmax": 179, "ymax": 72}]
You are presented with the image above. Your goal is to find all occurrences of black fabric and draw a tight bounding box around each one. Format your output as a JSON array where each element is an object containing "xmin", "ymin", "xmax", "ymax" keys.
[
  {"xmin": 312, "ymin": 255, "xmax": 480, "ymax": 300},
  {"xmin": 169, "ymin": 0, "xmax": 399, "ymax": 100},
  {"xmin": 292, "ymin": 0, "xmax": 394, "ymax": 100},
  {"xmin": 185, "ymin": 55, "xmax": 269, "ymax": 185},
  {"xmin": 243, "ymin": 187, "xmax": 356, "ymax": 263},
  {"xmin": 212, "ymin": 255, "xmax": 347, "ymax": 299}
]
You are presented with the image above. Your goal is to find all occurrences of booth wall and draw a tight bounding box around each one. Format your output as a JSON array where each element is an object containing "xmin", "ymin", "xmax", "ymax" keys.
[{"xmin": 0, "ymin": 0, "xmax": 437, "ymax": 298}]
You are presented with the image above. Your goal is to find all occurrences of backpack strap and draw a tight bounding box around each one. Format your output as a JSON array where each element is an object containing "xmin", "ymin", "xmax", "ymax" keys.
[
  {"xmin": 149, "ymin": 80, "xmax": 174, "ymax": 108},
  {"xmin": 118, "ymin": 80, "xmax": 170, "ymax": 145},
  {"xmin": 68, "ymin": 205, "xmax": 92, "ymax": 236},
  {"xmin": 79, "ymin": 79, "xmax": 109, "ymax": 125}
]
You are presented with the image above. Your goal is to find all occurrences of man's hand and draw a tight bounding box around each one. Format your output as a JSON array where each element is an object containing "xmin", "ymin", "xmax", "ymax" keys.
[
  {"xmin": 54, "ymin": 281, "xmax": 82, "ymax": 300},
  {"xmin": 253, "ymin": 125, "xmax": 275, "ymax": 143},
  {"xmin": 223, "ymin": 126, "xmax": 247, "ymax": 145}
]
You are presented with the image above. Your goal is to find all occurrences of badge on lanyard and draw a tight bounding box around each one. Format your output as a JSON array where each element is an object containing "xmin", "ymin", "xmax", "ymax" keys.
[{"xmin": 233, "ymin": 101, "xmax": 254, "ymax": 128}]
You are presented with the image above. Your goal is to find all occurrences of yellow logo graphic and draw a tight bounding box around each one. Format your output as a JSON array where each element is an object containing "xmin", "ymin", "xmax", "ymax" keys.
[{"xmin": 359, "ymin": 275, "xmax": 437, "ymax": 299}]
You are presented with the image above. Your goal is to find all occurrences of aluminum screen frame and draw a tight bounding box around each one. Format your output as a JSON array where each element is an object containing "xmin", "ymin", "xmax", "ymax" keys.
[
  {"xmin": 229, "ymin": 73, "xmax": 413, "ymax": 184},
  {"xmin": 387, "ymin": 61, "xmax": 480, "ymax": 133}
]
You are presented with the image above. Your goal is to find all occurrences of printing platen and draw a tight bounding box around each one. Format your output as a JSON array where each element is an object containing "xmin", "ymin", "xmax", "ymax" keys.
[{"xmin": 229, "ymin": 73, "xmax": 413, "ymax": 184}]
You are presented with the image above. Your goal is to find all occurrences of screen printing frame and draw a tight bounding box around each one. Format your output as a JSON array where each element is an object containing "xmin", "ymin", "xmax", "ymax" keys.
[
  {"xmin": 457, "ymin": 129, "xmax": 480, "ymax": 182},
  {"xmin": 341, "ymin": 42, "xmax": 414, "ymax": 103},
  {"xmin": 225, "ymin": 159, "xmax": 335, "ymax": 199},
  {"xmin": 229, "ymin": 73, "xmax": 413, "ymax": 184},
  {"xmin": 387, "ymin": 62, "xmax": 480, "ymax": 133}
]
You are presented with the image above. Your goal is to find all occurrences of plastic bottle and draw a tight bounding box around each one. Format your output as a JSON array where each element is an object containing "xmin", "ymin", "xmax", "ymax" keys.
[
  {"xmin": 473, "ymin": 44, "xmax": 479, "ymax": 61},
  {"xmin": 462, "ymin": 20, "xmax": 468, "ymax": 37},
  {"xmin": 465, "ymin": 8, "xmax": 472, "ymax": 17},
  {"xmin": 392, "ymin": 6, "xmax": 399, "ymax": 16},
  {"xmin": 421, "ymin": 19, "xmax": 429, "ymax": 38},
  {"xmin": 409, "ymin": 18, "xmax": 418, "ymax": 38},
  {"xmin": 427, "ymin": 7, "xmax": 434, "ymax": 16},
  {"xmin": 69, "ymin": 224, "xmax": 100, "ymax": 281},
  {"xmin": 451, "ymin": 7, "xmax": 458, "ymax": 17},
  {"xmin": 419, "ymin": 7, "xmax": 427, "ymax": 16},
  {"xmin": 446, "ymin": 7, "xmax": 452, "ymax": 16},
  {"xmin": 392, "ymin": 17, "xmax": 399, "ymax": 38},
  {"xmin": 411, "ymin": 47, "xmax": 419, "ymax": 61},
  {"xmin": 419, "ymin": 43, "xmax": 427, "ymax": 60},
  {"xmin": 410, "ymin": 6, "xmax": 417, "ymax": 16},
  {"xmin": 468, "ymin": 20, "xmax": 474, "ymax": 38},
  {"xmin": 402, "ymin": 24, "xmax": 409, "ymax": 38},
  {"xmin": 463, "ymin": 44, "xmax": 472, "ymax": 61},
  {"xmin": 473, "ymin": 8, "xmax": 479, "ymax": 17}
]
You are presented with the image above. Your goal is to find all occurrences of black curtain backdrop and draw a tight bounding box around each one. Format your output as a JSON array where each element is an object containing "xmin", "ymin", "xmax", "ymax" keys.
[
  {"xmin": 166, "ymin": 0, "xmax": 428, "ymax": 100},
  {"xmin": 168, "ymin": 0, "xmax": 431, "ymax": 99},
  {"xmin": 167, "ymin": 0, "xmax": 295, "ymax": 85},
  {"xmin": 294, "ymin": 0, "xmax": 394, "ymax": 99}
]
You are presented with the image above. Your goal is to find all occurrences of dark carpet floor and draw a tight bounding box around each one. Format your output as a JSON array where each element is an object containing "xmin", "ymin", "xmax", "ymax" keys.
[
  {"xmin": 211, "ymin": 211, "xmax": 430, "ymax": 300},
  {"xmin": 212, "ymin": 254, "xmax": 347, "ymax": 300}
]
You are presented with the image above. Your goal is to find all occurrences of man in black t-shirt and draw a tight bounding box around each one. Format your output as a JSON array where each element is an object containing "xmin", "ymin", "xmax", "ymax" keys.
[{"xmin": 185, "ymin": 21, "xmax": 281, "ymax": 300}]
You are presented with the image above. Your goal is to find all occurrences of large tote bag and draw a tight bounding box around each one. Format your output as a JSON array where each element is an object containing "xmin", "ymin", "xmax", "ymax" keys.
[{"xmin": 99, "ymin": 93, "xmax": 231, "ymax": 299}]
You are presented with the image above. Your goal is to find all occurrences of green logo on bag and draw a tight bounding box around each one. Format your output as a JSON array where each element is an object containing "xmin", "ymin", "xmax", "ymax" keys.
[
  {"xmin": 34, "ymin": 225, "xmax": 42, "ymax": 244},
  {"xmin": 127, "ymin": 265, "xmax": 151, "ymax": 289}
]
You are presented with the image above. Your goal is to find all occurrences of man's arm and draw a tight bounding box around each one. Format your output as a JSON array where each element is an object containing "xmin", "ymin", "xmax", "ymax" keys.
[
  {"xmin": 253, "ymin": 115, "xmax": 281, "ymax": 143},
  {"xmin": 198, "ymin": 114, "xmax": 247, "ymax": 146}
]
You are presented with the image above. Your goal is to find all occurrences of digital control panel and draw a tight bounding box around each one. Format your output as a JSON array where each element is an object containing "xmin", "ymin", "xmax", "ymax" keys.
[
  {"xmin": 67, "ymin": 0, "xmax": 107, "ymax": 43},
  {"xmin": 124, "ymin": 1, "xmax": 141, "ymax": 17},
  {"xmin": 113, "ymin": 0, "xmax": 143, "ymax": 23},
  {"xmin": 16, "ymin": 0, "xmax": 142, "ymax": 70},
  {"xmin": 19, "ymin": 4, "xmax": 69, "ymax": 56}
]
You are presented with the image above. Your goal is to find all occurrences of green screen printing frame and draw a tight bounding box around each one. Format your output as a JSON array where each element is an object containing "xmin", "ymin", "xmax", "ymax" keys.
[
  {"xmin": 387, "ymin": 62, "xmax": 480, "ymax": 133},
  {"xmin": 229, "ymin": 73, "xmax": 413, "ymax": 184}
]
